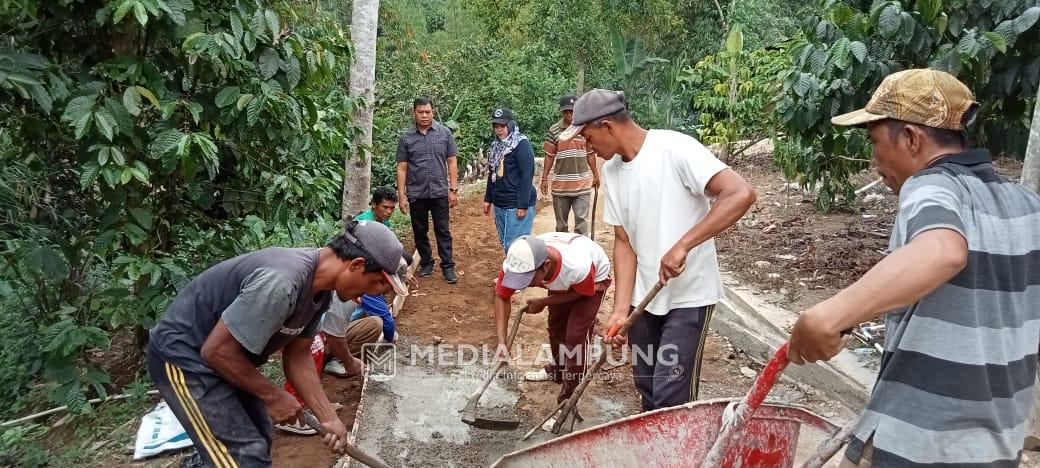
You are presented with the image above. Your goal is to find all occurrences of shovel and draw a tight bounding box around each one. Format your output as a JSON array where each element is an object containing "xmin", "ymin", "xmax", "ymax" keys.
[
  {"xmin": 302, "ymin": 412, "xmax": 392, "ymax": 468},
  {"xmin": 522, "ymin": 282, "xmax": 665, "ymax": 439},
  {"xmin": 590, "ymin": 186, "xmax": 598, "ymax": 241},
  {"xmin": 460, "ymin": 305, "xmax": 526, "ymax": 430}
]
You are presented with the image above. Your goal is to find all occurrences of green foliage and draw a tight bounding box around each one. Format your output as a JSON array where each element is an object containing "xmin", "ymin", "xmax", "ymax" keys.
[
  {"xmin": 775, "ymin": 0, "xmax": 1040, "ymax": 210},
  {"xmin": 682, "ymin": 32, "xmax": 791, "ymax": 158},
  {"xmin": 0, "ymin": 0, "xmax": 356, "ymax": 417},
  {"xmin": 372, "ymin": 0, "xmax": 573, "ymax": 187}
]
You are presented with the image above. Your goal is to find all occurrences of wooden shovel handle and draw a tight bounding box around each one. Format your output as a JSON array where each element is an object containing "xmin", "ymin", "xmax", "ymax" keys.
[{"xmin": 607, "ymin": 282, "xmax": 665, "ymax": 338}]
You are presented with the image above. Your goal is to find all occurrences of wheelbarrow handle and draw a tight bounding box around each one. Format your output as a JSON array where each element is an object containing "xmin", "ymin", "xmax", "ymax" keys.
[{"xmin": 702, "ymin": 342, "xmax": 790, "ymax": 467}]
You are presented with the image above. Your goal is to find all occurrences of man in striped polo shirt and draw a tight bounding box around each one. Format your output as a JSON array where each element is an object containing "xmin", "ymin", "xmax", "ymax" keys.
[
  {"xmin": 542, "ymin": 95, "xmax": 600, "ymax": 237},
  {"xmin": 788, "ymin": 69, "xmax": 1040, "ymax": 467}
]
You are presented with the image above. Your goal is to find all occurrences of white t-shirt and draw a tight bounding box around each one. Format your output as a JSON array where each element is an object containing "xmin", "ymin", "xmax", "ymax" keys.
[
  {"xmin": 541, "ymin": 232, "xmax": 611, "ymax": 292},
  {"xmin": 602, "ymin": 129, "xmax": 728, "ymax": 315},
  {"xmin": 496, "ymin": 232, "xmax": 611, "ymax": 298}
]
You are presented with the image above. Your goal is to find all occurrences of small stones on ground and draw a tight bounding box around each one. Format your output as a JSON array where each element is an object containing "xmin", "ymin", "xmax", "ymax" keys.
[
  {"xmin": 862, "ymin": 193, "xmax": 885, "ymax": 204},
  {"xmin": 740, "ymin": 367, "xmax": 757, "ymax": 379},
  {"xmin": 762, "ymin": 223, "xmax": 777, "ymax": 233},
  {"xmin": 767, "ymin": 273, "xmax": 781, "ymax": 279},
  {"xmin": 753, "ymin": 260, "xmax": 771, "ymax": 269},
  {"xmin": 779, "ymin": 288, "xmax": 789, "ymax": 295},
  {"xmin": 432, "ymin": 335, "xmax": 442, "ymax": 345},
  {"xmin": 775, "ymin": 254, "xmax": 797, "ymax": 261}
]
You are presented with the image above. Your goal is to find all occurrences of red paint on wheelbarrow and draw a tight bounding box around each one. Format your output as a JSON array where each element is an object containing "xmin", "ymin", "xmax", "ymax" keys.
[{"xmin": 490, "ymin": 398, "xmax": 839, "ymax": 468}]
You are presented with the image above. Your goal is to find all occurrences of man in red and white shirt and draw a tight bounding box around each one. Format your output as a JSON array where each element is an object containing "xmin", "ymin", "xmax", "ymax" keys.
[{"xmin": 492, "ymin": 233, "xmax": 611, "ymax": 407}]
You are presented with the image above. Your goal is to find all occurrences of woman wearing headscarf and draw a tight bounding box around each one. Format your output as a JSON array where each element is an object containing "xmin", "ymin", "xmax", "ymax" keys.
[{"xmin": 484, "ymin": 107, "xmax": 537, "ymax": 252}]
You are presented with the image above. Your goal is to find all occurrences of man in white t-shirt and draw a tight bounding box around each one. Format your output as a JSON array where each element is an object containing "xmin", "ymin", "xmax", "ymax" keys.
[
  {"xmin": 558, "ymin": 89, "xmax": 756, "ymax": 411},
  {"xmin": 492, "ymin": 233, "xmax": 612, "ymax": 412}
]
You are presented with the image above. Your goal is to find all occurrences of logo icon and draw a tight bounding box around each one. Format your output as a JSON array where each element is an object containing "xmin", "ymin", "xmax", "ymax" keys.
[
  {"xmin": 362, "ymin": 343, "xmax": 396, "ymax": 381},
  {"xmin": 494, "ymin": 109, "xmax": 503, "ymax": 117}
]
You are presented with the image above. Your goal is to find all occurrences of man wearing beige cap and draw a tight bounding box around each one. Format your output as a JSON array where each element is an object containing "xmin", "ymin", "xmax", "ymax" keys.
[
  {"xmin": 559, "ymin": 89, "xmax": 756, "ymax": 412},
  {"xmin": 787, "ymin": 69, "xmax": 1040, "ymax": 466}
]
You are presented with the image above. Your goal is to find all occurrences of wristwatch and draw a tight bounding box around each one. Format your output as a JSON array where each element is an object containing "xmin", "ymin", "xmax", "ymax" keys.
[{"xmin": 449, "ymin": 187, "xmax": 458, "ymax": 193}]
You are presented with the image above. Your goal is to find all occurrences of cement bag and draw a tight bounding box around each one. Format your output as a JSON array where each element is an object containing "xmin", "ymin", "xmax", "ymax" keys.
[{"xmin": 133, "ymin": 401, "xmax": 193, "ymax": 459}]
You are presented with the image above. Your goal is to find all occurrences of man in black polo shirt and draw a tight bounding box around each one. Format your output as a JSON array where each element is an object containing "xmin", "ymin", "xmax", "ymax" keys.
[
  {"xmin": 147, "ymin": 221, "xmax": 410, "ymax": 467},
  {"xmin": 396, "ymin": 97, "xmax": 460, "ymax": 284}
]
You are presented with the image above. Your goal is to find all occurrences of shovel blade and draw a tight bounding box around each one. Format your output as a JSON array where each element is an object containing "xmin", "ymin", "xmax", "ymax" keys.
[{"xmin": 462, "ymin": 417, "xmax": 521, "ymax": 431}]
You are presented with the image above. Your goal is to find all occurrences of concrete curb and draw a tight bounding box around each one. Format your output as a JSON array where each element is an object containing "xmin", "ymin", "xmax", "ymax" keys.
[{"xmin": 712, "ymin": 278, "xmax": 875, "ymax": 411}]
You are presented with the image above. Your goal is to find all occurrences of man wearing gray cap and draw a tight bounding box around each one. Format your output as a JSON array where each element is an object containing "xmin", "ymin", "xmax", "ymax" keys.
[
  {"xmin": 559, "ymin": 89, "xmax": 756, "ymax": 412},
  {"xmin": 147, "ymin": 220, "xmax": 410, "ymax": 467}
]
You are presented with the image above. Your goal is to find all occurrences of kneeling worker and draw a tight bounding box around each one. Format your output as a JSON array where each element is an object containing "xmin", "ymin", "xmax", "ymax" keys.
[{"xmin": 147, "ymin": 220, "xmax": 409, "ymax": 467}]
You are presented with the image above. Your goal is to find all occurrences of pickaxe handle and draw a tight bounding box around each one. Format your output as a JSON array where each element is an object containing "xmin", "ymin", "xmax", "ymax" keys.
[{"xmin": 302, "ymin": 412, "xmax": 392, "ymax": 468}]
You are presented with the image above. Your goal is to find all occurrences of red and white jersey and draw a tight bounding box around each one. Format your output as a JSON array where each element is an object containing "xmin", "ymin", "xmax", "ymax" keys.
[{"xmin": 496, "ymin": 232, "xmax": 611, "ymax": 298}]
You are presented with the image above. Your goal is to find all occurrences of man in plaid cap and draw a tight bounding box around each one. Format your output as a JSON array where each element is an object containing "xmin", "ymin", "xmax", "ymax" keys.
[
  {"xmin": 788, "ymin": 69, "xmax": 1040, "ymax": 466},
  {"xmin": 559, "ymin": 89, "xmax": 757, "ymax": 412}
]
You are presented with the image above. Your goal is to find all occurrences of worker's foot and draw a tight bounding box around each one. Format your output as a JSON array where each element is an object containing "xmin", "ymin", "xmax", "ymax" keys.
[
  {"xmin": 276, "ymin": 418, "xmax": 318, "ymax": 436},
  {"xmin": 442, "ymin": 267, "xmax": 458, "ymax": 284},
  {"xmin": 541, "ymin": 410, "xmax": 562, "ymax": 432},
  {"xmin": 324, "ymin": 358, "xmax": 348, "ymax": 377},
  {"xmin": 418, "ymin": 263, "xmax": 434, "ymax": 277},
  {"xmin": 522, "ymin": 369, "xmax": 553, "ymax": 382},
  {"xmin": 180, "ymin": 451, "xmax": 206, "ymax": 468}
]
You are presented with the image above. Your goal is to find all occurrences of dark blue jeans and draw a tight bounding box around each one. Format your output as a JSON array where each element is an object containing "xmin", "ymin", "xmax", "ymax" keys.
[{"xmin": 628, "ymin": 305, "xmax": 715, "ymax": 411}]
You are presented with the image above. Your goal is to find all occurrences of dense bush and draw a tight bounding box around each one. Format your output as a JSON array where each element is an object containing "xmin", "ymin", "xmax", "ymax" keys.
[
  {"xmin": 774, "ymin": 0, "xmax": 1040, "ymax": 210},
  {"xmin": 0, "ymin": 0, "xmax": 355, "ymax": 416}
]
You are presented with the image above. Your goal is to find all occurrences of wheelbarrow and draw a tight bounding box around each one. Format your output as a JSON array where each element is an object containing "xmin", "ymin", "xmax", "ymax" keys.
[{"xmin": 492, "ymin": 343, "xmax": 855, "ymax": 468}]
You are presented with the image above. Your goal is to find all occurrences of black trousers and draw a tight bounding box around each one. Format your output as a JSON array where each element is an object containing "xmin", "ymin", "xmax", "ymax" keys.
[
  {"xmin": 147, "ymin": 351, "xmax": 272, "ymax": 467},
  {"xmin": 629, "ymin": 305, "xmax": 714, "ymax": 412},
  {"xmin": 409, "ymin": 197, "xmax": 454, "ymax": 268}
]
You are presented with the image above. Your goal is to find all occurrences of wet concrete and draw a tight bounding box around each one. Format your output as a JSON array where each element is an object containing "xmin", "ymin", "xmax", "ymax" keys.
[{"xmin": 351, "ymin": 337, "xmax": 524, "ymax": 467}]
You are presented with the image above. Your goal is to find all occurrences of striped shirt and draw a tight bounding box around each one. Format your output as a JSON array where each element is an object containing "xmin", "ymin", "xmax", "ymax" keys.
[
  {"xmin": 846, "ymin": 150, "xmax": 1040, "ymax": 466},
  {"xmin": 544, "ymin": 120, "xmax": 593, "ymax": 196}
]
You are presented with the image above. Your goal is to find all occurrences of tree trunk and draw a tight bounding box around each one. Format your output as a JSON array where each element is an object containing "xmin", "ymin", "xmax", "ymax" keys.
[
  {"xmin": 341, "ymin": 0, "xmax": 380, "ymax": 223},
  {"xmin": 576, "ymin": 59, "xmax": 586, "ymax": 95},
  {"xmin": 1022, "ymin": 82, "xmax": 1040, "ymax": 193},
  {"xmin": 1025, "ymin": 84, "xmax": 1040, "ymax": 453}
]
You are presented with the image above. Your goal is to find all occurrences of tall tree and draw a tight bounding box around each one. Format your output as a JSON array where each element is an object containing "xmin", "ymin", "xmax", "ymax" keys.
[
  {"xmin": 1022, "ymin": 83, "xmax": 1040, "ymax": 193},
  {"xmin": 342, "ymin": 0, "xmax": 380, "ymax": 221}
]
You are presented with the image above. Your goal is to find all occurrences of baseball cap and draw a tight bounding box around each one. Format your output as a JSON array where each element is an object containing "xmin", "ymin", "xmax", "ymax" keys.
[
  {"xmin": 501, "ymin": 235, "xmax": 549, "ymax": 290},
  {"xmin": 491, "ymin": 108, "xmax": 514, "ymax": 125},
  {"xmin": 559, "ymin": 95, "xmax": 576, "ymax": 110},
  {"xmin": 558, "ymin": 89, "xmax": 627, "ymax": 141},
  {"xmin": 342, "ymin": 221, "xmax": 410, "ymax": 296},
  {"xmin": 831, "ymin": 68, "xmax": 978, "ymax": 130}
]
